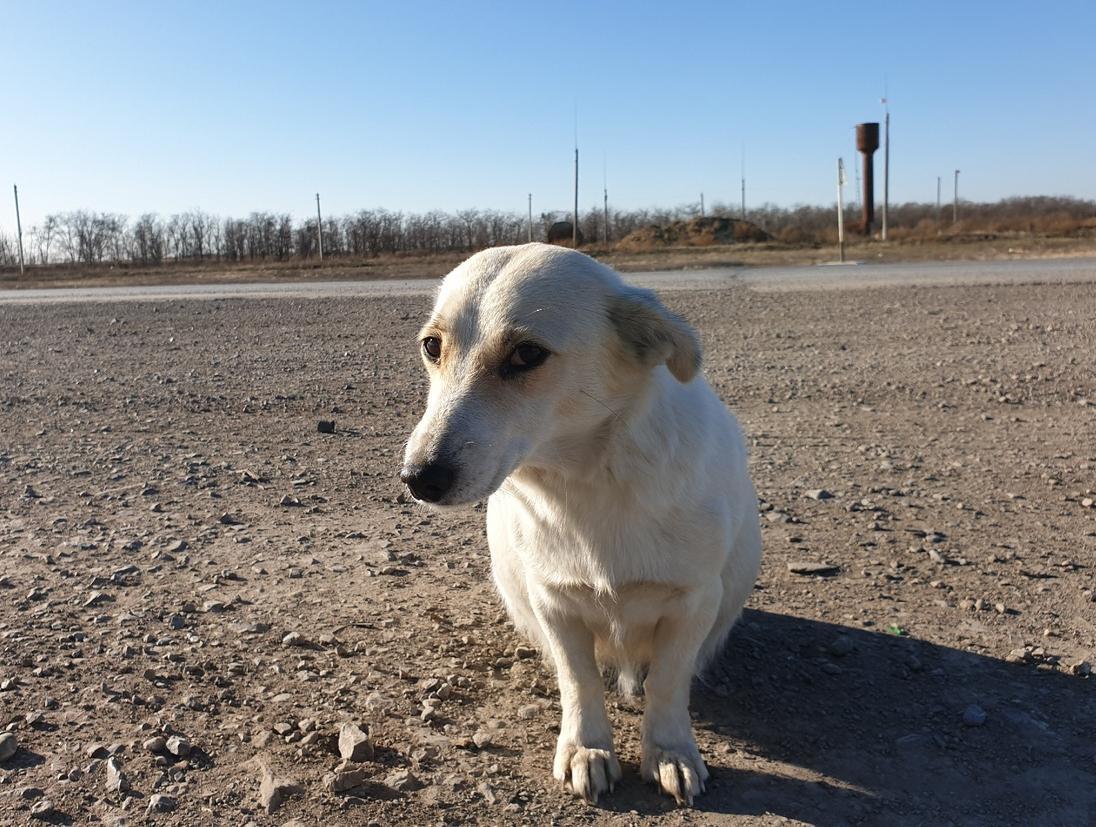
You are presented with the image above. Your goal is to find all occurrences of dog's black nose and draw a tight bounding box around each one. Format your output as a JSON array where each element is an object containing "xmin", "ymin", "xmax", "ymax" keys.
[{"xmin": 400, "ymin": 463, "xmax": 455, "ymax": 503}]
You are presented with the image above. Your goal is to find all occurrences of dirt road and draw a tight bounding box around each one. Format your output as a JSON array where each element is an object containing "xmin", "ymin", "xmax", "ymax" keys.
[
  {"xmin": 1, "ymin": 264, "xmax": 1094, "ymax": 825},
  {"xmin": 3, "ymin": 256, "xmax": 1096, "ymax": 305}
]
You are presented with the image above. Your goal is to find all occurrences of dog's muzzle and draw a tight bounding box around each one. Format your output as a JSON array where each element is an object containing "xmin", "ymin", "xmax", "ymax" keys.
[{"xmin": 399, "ymin": 462, "xmax": 456, "ymax": 503}]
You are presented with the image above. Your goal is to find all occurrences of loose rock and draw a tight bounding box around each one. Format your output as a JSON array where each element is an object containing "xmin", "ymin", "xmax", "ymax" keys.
[
  {"xmin": 0, "ymin": 732, "xmax": 17, "ymax": 762},
  {"xmin": 105, "ymin": 757, "xmax": 130, "ymax": 793},
  {"xmin": 166, "ymin": 735, "xmax": 192, "ymax": 758},
  {"xmin": 963, "ymin": 704, "xmax": 987, "ymax": 726},
  {"xmin": 259, "ymin": 766, "xmax": 303, "ymax": 814},
  {"xmin": 325, "ymin": 762, "xmax": 372, "ymax": 793},
  {"xmin": 787, "ymin": 561, "xmax": 840, "ymax": 576},
  {"xmin": 146, "ymin": 794, "xmax": 177, "ymax": 813},
  {"xmin": 385, "ymin": 769, "xmax": 424, "ymax": 792},
  {"xmin": 338, "ymin": 722, "xmax": 373, "ymax": 762}
]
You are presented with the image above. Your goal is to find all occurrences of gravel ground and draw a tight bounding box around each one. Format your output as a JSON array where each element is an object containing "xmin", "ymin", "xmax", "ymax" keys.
[{"xmin": 1, "ymin": 275, "xmax": 1094, "ymax": 825}]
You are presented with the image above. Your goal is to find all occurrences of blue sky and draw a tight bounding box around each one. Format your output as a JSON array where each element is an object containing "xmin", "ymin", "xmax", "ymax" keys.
[{"xmin": 3, "ymin": 0, "xmax": 1094, "ymax": 231}]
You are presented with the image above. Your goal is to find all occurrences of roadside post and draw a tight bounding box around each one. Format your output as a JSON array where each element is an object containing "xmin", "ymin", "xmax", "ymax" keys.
[{"xmin": 837, "ymin": 159, "xmax": 847, "ymax": 262}]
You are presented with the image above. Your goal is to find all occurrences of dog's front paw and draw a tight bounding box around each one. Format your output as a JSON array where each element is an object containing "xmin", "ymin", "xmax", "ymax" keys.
[
  {"xmin": 641, "ymin": 742, "xmax": 709, "ymax": 806},
  {"xmin": 553, "ymin": 737, "xmax": 621, "ymax": 803}
]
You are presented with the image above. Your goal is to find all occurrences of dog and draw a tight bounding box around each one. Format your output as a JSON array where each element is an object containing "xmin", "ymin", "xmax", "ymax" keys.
[{"xmin": 400, "ymin": 243, "xmax": 762, "ymax": 805}]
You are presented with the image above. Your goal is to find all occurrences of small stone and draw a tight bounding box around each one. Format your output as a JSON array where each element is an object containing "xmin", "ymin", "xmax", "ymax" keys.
[
  {"xmin": 472, "ymin": 730, "xmax": 494, "ymax": 749},
  {"xmin": 385, "ymin": 769, "xmax": 424, "ymax": 792},
  {"xmin": 218, "ymin": 512, "xmax": 242, "ymax": 525},
  {"xmin": 829, "ymin": 635, "xmax": 854, "ymax": 657},
  {"xmin": 143, "ymin": 736, "xmax": 167, "ymax": 753},
  {"xmin": 272, "ymin": 722, "xmax": 295, "ymax": 736},
  {"xmin": 787, "ymin": 561, "xmax": 840, "ymax": 576},
  {"xmin": 0, "ymin": 732, "xmax": 17, "ymax": 762},
  {"xmin": 279, "ymin": 494, "xmax": 301, "ymax": 507},
  {"xmin": 325, "ymin": 762, "xmax": 371, "ymax": 793},
  {"xmin": 1081, "ymin": 497, "xmax": 1094, "ymax": 509},
  {"xmin": 167, "ymin": 613, "xmax": 186, "ymax": 630},
  {"xmin": 1007, "ymin": 646, "xmax": 1034, "ymax": 664},
  {"xmin": 259, "ymin": 767, "xmax": 303, "ymax": 814},
  {"xmin": 85, "ymin": 742, "xmax": 110, "ymax": 759},
  {"xmin": 317, "ymin": 420, "xmax": 336, "ymax": 434},
  {"xmin": 282, "ymin": 632, "xmax": 309, "ymax": 648},
  {"xmin": 804, "ymin": 489, "xmax": 834, "ymax": 500},
  {"xmin": 962, "ymin": 704, "xmax": 987, "ymax": 727},
  {"xmin": 1069, "ymin": 660, "xmax": 1092, "ymax": 677},
  {"xmin": 517, "ymin": 704, "xmax": 540, "ymax": 720},
  {"xmin": 973, "ymin": 598, "xmax": 987, "ymax": 612},
  {"xmin": 166, "ymin": 539, "xmax": 188, "ymax": 553},
  {"xmin": 146, "ymin": 794, "xmax": 177, "ymax": 813},
  {"xmin": 513, "ymin": 646, "xmax": 536, "ymax": 660},
  {"xmin": 821, "ymin": 662, "xmax": 842, "ymax": 675},
  {"xmin": 84, "ymin": 590, "xmax": 113, "ymax": 607},
  {"xmin": 994, "ymin": 603, "xmax": 1007, "ymax": 614},
  {"xmin": 29, "ymin": 799, "xmax": 57, "ymax": 820},
  {"xmin": 19, "ymin": 785, "xmax": 44, "ymax": 799},
  {"xmin": 105, "ymin": 757, "xmax": 130, "ymax": 793},
  {"xmin": 338, "ymin": 722, "xmax": 373, "ymax": 762},
  {"xmin": 166, "ymin": 735, "xmax": 191, "ymax": 758}
]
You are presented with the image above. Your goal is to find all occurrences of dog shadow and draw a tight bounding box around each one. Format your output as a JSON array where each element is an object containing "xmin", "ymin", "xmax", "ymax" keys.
[{"xmin": 598, "ymin": 610, "xmax": 1096, "ymax": 825}]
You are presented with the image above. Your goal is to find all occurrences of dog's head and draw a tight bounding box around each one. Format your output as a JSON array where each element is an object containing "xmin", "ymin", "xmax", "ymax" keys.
[{"xmin": 400, "ymin": 243, "xmax": 700, "ymax": 506}]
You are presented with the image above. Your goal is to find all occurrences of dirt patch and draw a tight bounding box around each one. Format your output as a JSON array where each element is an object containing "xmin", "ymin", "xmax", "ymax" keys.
[
  {"xmin": 615, "ymin": 216, "xmax": 772, "ymax": 252},
  {"xmin": 0, "ymin": 281, "xmax": 1094, "ymax": 824}
]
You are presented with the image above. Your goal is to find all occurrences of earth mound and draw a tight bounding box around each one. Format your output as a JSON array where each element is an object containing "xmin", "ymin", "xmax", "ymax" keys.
[{"xmin": 615, "ymin": 215, "xmax": 771, "ymax": 251}]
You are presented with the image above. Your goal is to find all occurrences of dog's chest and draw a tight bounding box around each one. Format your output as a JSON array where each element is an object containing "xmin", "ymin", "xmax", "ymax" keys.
[{"xmin": 493, "ymin": 489, "xmax": 721, "ymax": 594}]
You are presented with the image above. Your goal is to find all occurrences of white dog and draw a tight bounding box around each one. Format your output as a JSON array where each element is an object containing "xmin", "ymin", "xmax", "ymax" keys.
[{"xmin": 401, "ymin": 243, "xmax": 761, "ymax": 805}]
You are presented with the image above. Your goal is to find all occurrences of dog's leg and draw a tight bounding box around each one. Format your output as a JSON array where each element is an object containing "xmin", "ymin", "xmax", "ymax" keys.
[
  {"xmin": 533, "ymin": 602, "xmax": 620, "ymax": 803},
  {"xmin": 640, "ymin": 587, "xmax": 719, "ymax": 806}
]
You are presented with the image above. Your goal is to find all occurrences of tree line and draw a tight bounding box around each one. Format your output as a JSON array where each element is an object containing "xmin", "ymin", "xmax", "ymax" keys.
[{"xmin": 1, "ymin": 195, "xmax": 1093, "ymax": 267}]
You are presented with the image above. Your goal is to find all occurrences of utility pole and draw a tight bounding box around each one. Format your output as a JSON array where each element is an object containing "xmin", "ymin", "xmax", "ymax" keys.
[
  {"xmin": 740, "ymin": 144, "xmax": 746, "ymax": 220},
  {"xmin": 13, "ymin": 185, "xmax": 25, "ymax": 278},
  {"xmin": 837, "ymin": 158, "xmax": 847, "ymax": 262},
  {"xmin": 602, "ymin": 188, "xmax": 609, "ymax": 244},
  {"xmin": 315, "ymin": 193, "xmax": 324, "ymax": 261},
  {"xmin": 881, "ymin": 95, "xmax": 890, "ymax": 240},
  {"xmin": 572, "ymin": 147, "xmax": 579, "ymax": 247},
  {"xmin": 853, "ymin": 153, "xmax": 861, "ymax": 211},
  {"xmin": 953, "ymin": 170, "xmax": 960, "ymax": 224},
  {"xmin": 602, "ymin": 156, "xmax": 609, "ymax": 244},
  {"xmin": 527, "ymin": 193, "xmax": 533, "ymax": 242},
  {"xmin": 936, "ymin": 176, "xmax": 942, "ymax": 228},
  {"xmin": 700, "ymin": 192, "xmax": 705, "ymax": 218}
]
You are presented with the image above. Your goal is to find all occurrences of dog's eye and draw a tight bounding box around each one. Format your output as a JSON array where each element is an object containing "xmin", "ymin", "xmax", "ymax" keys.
[
  {"xmin": 505, "ymin": 343, "xmax": 549, "ymax": 374},
  {"xmin": 422, "ymin": 336, "xmax": 442, "ymax": 362}
]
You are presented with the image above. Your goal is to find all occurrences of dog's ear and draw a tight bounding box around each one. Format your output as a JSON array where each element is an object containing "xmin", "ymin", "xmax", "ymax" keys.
[{"xmin": 607, "ymin": 287, "xmax": 702, "ymax": 383}]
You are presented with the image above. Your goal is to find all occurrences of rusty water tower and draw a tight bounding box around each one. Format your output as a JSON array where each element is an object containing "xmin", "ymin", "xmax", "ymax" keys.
[{"xmin": 856, "ymin": 122, "xmax": 880, "ymax": 235}]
